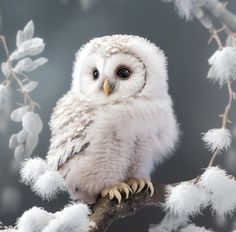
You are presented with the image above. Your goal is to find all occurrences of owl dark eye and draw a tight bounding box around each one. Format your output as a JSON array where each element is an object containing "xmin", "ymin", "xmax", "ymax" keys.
[
  {"xmin": 117, "ymin": 67, "xmax": 131, "ymax": 79},
  {"xmin": 93, "ymin": 69, "xmax": 99, "ymax": 80}
]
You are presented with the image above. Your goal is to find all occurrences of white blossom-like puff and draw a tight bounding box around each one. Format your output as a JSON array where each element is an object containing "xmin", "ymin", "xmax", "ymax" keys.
[
  {"xmin": 16, "ymin": 204, "xmax": 90, "ymax": 232},
  {"xmin": 208, "ymin": 47, "xmax": 236, "ymax": 86},
  {"xmin": 20, "ymin": 157, "xmax": 50, "ymax": 185},
  {"xmin": 17, "ymin": 207, "xmax": 55, "ymax": 232},
  {"xmin": 164, "ymin": 182, "xmax": 209, "ymax": 217},
  {"xmin": 202, "ymin": 128, "xmax": 231, "ymax": 152},
  {"xmin": 199, "ymin": 167, "xmax": 236, "ymax": 216},
  {"xmin": 149, "ymin": 212, "xmax": 188, "ymax": 232},
  {"xmin": 42, "ymin": 204, "xmax": 91, "ymax": 232},
  {"xmin": 162, "ymin": 0, "xmax": 204, "ymax": 20},
  {"xmin": 32, "ymin": 171, "xmax": 66, "ymax": 200}
]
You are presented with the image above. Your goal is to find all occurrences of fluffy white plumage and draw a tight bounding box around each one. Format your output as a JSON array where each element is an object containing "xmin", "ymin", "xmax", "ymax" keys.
[
  {"xmin": 202, "ymin": 128, "xmax": 231, "ymax": 152},
  {"xmin": 47, "ymin": 35, "xmax": 179, "ymax": 203},
  {"xmin": 164, "ymin": 182, "xmax": 209, "ymax": 216},
  {"xmin": 208, "ymin": 47, "xmax": 236, "ymax": 86}
]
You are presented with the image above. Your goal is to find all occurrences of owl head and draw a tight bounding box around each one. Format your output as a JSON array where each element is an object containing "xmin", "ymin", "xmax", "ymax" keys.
[{"xmin": 72, "ymin": 35, "xmax": 169, "ymax": 103}]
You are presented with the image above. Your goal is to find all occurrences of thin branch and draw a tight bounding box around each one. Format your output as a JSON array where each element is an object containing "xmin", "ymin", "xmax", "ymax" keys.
[
  {"xmin": 202, "ymin": 1, "xmax": 236, "ymax": 32},
  {"xmin": 207, "ymin": 148, "xmax": 220, "ymax": 167},
  {"xmin": 0, "ymin": 35, "xmax": 10, "ymax": 59},
  {"xmin": 206, "ymin": 28, "xmax": 236, "ymax": 167}
]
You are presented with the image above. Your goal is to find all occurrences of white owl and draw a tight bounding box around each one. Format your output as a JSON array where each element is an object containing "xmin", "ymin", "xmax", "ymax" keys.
[{"xmin": 47, "ymin": 35, "xmax": 179, "ymax": 204}]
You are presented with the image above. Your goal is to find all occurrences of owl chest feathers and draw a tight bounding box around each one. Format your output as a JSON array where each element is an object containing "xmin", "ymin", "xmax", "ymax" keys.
[{"xmin": 47, "ymin": 93, "xmax": 166, "ymax": 170}]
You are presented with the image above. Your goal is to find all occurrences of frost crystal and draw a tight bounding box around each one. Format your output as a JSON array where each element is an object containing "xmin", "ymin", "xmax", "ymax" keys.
[
  {"xmin": 199, "ymin": 167, "xmax": 236, "ymax": 216},
  {"xmin": 202, "ymin": 128, "xmax": 231, "ymax": 152},
  {"xmin": 208, "ymin": 47, "xmax": 236, "ymax": 86},
  {"xmin": 164, "ymin": 182, "xmax": 209, "ymax": 216}
]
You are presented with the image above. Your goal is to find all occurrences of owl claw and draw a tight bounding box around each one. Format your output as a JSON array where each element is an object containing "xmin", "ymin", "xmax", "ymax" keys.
[
  {"xmin": 127, "ymin": 178, "xmax": 154, "ymax": 196},
  {"xmin": 100, "ymin": 182, "xmax": 133, "ymax": 203}
]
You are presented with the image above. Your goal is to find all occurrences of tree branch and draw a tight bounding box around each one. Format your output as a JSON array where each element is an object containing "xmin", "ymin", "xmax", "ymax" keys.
[
  {"xmin": 202, "ymin": 0, "xmax": 236, "ymax": 32},
  {"xmin": 89, "ymin": 184, "xmax": 167, "ymax": 232}
]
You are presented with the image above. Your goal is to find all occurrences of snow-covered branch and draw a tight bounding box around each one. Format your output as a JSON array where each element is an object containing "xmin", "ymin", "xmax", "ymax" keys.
[
  {"xmin": 89, "ymin": 167, "xmax": 236, "ymax": 232},
  {"xmin": 0, "ymin": 20, "xmax": 47, "ymax": 161}
]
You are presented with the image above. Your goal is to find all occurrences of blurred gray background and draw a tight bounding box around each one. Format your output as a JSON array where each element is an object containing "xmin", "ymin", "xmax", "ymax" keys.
[{"xmin": 1, "ymin": 0, "xmax": 236, "ymax": 231}]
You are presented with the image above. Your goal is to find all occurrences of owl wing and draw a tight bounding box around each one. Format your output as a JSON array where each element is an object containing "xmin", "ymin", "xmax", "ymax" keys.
[{"xmin": 47, "ymin": 92, "xmax": 95, "ymax": 170}]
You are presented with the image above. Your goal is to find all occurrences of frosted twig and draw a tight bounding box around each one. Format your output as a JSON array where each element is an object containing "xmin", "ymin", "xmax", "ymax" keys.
[
  {"xmin": 0, "ymin": 35, "xmax": 39, "ymax": 111},
  {"xmin": 207, "ymin": 28, "xmax": 236, "ymax": 167}
]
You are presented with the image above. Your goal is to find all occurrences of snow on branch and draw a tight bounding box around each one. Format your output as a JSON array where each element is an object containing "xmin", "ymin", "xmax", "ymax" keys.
[
  {"xmin": 17, "ymin": 204, "xmax": 91, "ymax": 232},
  {"xmin": 0, "ymin": 20, "xmax": 47, "ymax": 161},
  {"xmin": 163, "ymin": 0, "xmax": 236, "ymax": 31},
  {"xmin": 202, "ymin": 128, "xmax": 232, "ymax": 152},
  {"xmin": 89, "ymin": 166, "xmax": 236, "ymax": 231}
]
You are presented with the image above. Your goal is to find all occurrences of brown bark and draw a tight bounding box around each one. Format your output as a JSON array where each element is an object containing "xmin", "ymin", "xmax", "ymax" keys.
[{"xmin": 89, "ymin": 184, "xmax": 167, "ymax": 232}]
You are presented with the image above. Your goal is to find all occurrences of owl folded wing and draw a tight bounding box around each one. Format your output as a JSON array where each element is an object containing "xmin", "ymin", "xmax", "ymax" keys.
[{"xmin": 47, "ymin": 92, "xmax": 95, "ymax": 170}]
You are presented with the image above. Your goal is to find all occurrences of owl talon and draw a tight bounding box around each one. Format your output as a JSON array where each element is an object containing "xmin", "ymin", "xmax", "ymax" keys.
[
  {"xmin": 127, "ymin": 178, "xmax": 154, "ymax": 196},
  {"xmin": 101, "ymin": 182, "xmax": 133, "ymax": 203}
]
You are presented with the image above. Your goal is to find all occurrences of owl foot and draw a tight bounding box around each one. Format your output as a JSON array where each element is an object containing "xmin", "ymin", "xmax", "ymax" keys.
[
  {"xmin": 100, "ymin": 182, "xmax": 133, "ymax": 203},
  {"xmin": 127, "ymin": 178, "xmax": 154, "ymax": 196}
]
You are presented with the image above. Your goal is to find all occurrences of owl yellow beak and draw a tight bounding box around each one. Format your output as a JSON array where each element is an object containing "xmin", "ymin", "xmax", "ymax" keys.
[{"xmin": 103, "ymin": 80, "xmax": 113, "ymax": 96}]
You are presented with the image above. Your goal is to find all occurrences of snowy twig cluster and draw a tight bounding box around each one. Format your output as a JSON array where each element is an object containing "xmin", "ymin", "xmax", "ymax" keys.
[
  {"xmin": 161, "ymin": 167, "xmax": 236, "ymax": 230},
  {"xmin": 0, "ymin": 20, "xmax": 47, "ymax": 161},
  {"xmin": 163, "ymin": 0, "xmax": 236, "ymax": 166},
  {"xmin": 150, "ymin": 0, "xmax": 236, "ymax": 231},
  {"xmin": 1, "ymin": 204, "xmax": 91, "ymax": 232},
  {"xmin": 163, "ymin": 0, "xmax": 213, "ymax": 28}
]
